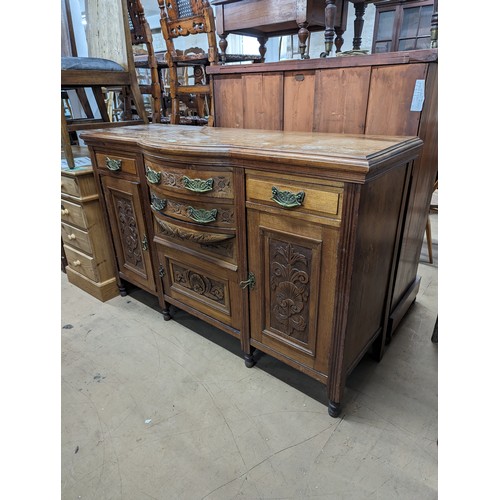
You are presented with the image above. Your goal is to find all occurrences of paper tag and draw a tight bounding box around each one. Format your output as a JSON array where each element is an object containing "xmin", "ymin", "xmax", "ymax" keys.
[{"xmin": 410, "ymin": 79, "xmax": 425, "ymax": 112}]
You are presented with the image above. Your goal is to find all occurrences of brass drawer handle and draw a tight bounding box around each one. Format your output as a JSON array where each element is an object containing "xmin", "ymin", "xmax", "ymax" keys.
[
  {"xmin": 61, "ymin": 208, "xmax": 69, "ymax": 216},
  {"xmin": 187, "ymin": 206, "xmax": 217, "ymax": 224},
  {"xmin": 72, "ymin": 260, "xmax": 81, "ymax": 267},
  {"xmin": 146, "ymin": 166, "xmax": 162, "ymax": 184},
  {"xmin": 151, "ymin": 193, "xmax": 167, "ymax": 211},
  {"xmin": 142, "ymin": 235, "xmax": 148, "ymax": 251},
  {"xmin": 271, "ymin": 186, "xmax": 305, "ymax": 208},
  {"xmin": 182, "ymin": 175, "xmax": 214, "ymax": 193},
  {"xmin": 68, "ymin": 234, "xmax": 76, "ymax": 240},
  {"xmin": 105, "ymin": 157, "xmax": 122, "ymax": 171},
  {"xmin": 239, "ymin": 272, "xmax": 256, "ymax": 290}
]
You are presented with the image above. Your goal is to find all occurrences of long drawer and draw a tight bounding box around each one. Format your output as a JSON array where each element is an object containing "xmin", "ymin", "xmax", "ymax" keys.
[{"xmin": 144, "ymin": 160, "xmax": 234, "ymax": 200}]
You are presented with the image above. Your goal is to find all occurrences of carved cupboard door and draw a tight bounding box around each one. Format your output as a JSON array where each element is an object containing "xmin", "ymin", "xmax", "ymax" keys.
[
  {"xmin": 100, "ymin": 175, "xmax": 156, "ymax": 293},
  {"xmin": 246, "ymin": 207, "xmax": 341, "ymax": 381}
]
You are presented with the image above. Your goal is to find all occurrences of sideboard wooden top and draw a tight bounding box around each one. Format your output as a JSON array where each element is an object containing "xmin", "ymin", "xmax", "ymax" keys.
[{"xmin": 81, "ymin": 124, "xmax": 422, "ymax": 181}]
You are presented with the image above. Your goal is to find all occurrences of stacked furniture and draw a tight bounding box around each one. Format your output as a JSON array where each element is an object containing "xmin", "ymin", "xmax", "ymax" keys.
[
  {"xmin": 61, "ymin": 166, "xmax": 118, "ymax": 301},
  {"xmin": 81, "ymin": 124, "xmax": 422, "ymax": 416}
]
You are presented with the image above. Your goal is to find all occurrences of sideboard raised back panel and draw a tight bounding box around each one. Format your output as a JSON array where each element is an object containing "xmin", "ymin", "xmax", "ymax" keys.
[{"xmin": 208, "ymin": 49, "xmax": 438, "ymax": 339}]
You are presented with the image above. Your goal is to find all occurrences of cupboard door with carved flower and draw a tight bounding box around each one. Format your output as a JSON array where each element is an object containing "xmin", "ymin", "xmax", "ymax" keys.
[
  {"xmin": 100, "ymin": 175, "xmax": 156, "ymax": 294},
  {"xmin": 246, "ymin": 208, "xmax": 341, "ymax": 382}
]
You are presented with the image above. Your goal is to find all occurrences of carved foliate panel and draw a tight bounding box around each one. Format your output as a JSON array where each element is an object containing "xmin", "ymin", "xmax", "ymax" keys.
[
  {"xmin": 172, "ymin": 264, "xmax": 225, "ymax": 305},
  {"xmin": 116, "ymin": 195, "xmax": 144, "ymax": 270},
  {"xmin": 269, "ymin": 240, "xmax": 311, "ymax": 344}
]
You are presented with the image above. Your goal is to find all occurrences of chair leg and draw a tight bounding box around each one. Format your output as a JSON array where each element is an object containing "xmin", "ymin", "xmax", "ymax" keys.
[
  {"xmin": 426, "ymin": 216, "xmax": 433, "ymax": 264},
  {"xmin": 61, "ymin": 102, "xmax": 75, "ymax": 169}
]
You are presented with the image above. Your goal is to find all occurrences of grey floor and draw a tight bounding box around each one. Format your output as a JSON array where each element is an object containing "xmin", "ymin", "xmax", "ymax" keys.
[{"xmin": 61, "ymin": 214, "xmax": 438, "ymax": 500}]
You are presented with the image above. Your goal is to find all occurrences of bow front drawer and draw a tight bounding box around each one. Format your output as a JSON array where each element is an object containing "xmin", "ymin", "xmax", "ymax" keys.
[{"xmin": 143, "ymin": 160, "xmax": 234, "ymax": 200}]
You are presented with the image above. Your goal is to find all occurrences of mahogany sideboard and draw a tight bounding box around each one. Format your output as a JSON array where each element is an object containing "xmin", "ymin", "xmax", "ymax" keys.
[
  {"xmin": 207, "ymin": 48, "xmax": 438, "ymax": 347},
  {"xmin": 81, "ymin": 124, "xmax": 422, "ymax": 417}
]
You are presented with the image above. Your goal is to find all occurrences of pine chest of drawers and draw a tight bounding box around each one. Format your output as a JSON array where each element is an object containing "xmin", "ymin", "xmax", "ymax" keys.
[
  {"xmin": 61, "ymin": 166, "xmax": 118, "ymax": 301},
  {"xmin": 82, "ymin": 124, "xmax": 422, "ymax": 417}
]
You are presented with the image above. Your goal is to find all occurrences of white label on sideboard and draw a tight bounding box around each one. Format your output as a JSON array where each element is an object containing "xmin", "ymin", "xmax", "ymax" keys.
[{"xmin": 410, "ymin": 79, "xmax": 425, "ymax": 112}]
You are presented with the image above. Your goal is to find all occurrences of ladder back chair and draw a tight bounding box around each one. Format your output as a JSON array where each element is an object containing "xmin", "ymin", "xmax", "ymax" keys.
[
  {"xmin": 61, "ymin": 0, "xmax": 148, "ymax": 168},
  {"xmin": 157, "ymin": 0, "xmax": 260, "ymax": 125},
  {"xmin": 126, "ymin": 0, "xmax": 168, "ymax": 123}
]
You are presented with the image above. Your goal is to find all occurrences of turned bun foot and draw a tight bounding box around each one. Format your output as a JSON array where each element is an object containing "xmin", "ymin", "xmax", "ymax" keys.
[
  {"xmin": 118, "ymin": 285, "xmax": 127, "ymax": 297},
  {"xmin": 162, "ymin": 306, "xmax": 172, "ymax": 321},
  {"xmin": 244, "ymin": 353, "xmax": 255, "ymax": 368},
  {"xmin": 328, "ymin": 400, "xmax": 341, "ymax": 418}
]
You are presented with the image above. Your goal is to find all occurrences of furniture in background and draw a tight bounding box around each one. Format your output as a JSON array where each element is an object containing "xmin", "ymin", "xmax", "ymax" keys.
[
  {"xmin": 81, "ymin": 124, "xmax": 422, "ymax": 417},
  {"xmin": 425, "ymin": 178, "xmax": 438, "ymax": 264},
  {"xmin": 157, "ymin": 0, "xmax": 260, "ymax": 126},
  {"xmin": 126, "ymin": 0, "xmax": 168, "ymax": 123},
  {"xmin": 207, "ymin": 48, "xmax": 438, "ymax": 351},
  {"xmin": 371, "ymin": 0, "xmax": 434, "ymax": 53},
  {"xmin": 61, "ymin": 0, "xmax": 148, "ymax": 169},
  {"xmin": 212, "ymin": 0, "xmax": 349, "ymax": 60},
  {"xmin": 61, "ymin": 166, "xmax": 119, "ymax": 301}
]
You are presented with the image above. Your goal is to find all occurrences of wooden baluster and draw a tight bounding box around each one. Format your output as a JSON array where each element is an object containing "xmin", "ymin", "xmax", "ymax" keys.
[
  {"xmin": 352, "ymin": 1, "xmax": 366, "ymax": 51},
  {"xmin": 257, "ymin": 35, "xmax": 268, "ymax": 62},
  {"xmin": 430, "ymin": 0, "xmax": 438, "ymax": 48},
  {"xmin": 334, "ymin": 26, "xmax": 345, "ymax": 53},
  {"xmin": 323, "ymin": 0, "xmax": 337, "ymax": 57},
  {"xmin": 219, "ymin": 34, "xmax": 228, "ymax": 64},
  {"xmin": 297, "ymin": 22, "xmax": 310, "ymax": 59}
]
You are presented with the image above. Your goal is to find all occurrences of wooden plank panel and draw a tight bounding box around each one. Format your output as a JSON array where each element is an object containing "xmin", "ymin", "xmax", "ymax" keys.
[
  {"xmin": 390, "ymin": 63, "xmax": 438, "ymax": 312},
  {"xmin": 312, "ymin": 67, "xmax": 371, "ymax": 134},
  {"xmin": 213, "ymin": 75, "xmax": 244, "ymax": 128},
  {"xmin": 365, "ymin": 64, "xmax": 428, "ymax": 136},
  {"xmin": 283, "ymin": 70, "xmax": 315, "ymax": 132},
  {"xmin": 242, "ymin": 73, "xmax": 283, "ymax": 130}
]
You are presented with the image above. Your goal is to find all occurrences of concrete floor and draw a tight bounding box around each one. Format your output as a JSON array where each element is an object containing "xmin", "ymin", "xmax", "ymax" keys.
[{"xmin": 61, "ymin": 214, "xmax": 438, "ymax": 500}]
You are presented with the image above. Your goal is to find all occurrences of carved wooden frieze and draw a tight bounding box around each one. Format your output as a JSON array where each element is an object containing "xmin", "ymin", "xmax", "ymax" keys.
[
  {"xmin": 172, "ymin": 264, "xmax": 225, "ymax": 304},
  {"xmin": 116, "ymin": 196, "xmax": 144, "ymax": 269},
  {"xmin": 270, "ymin": 240, "xmax": 311, "ymax": 343}
]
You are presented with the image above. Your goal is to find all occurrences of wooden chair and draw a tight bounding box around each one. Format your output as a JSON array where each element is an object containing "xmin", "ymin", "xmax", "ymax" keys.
[
  {"xmin": 425, "ymin": 179, "xmax": 438, "ymax": 264},
  {"xmin": 157, "ymin": 0, "xmax": 260, "ymax": 125},
  {"xmin": 126, "ymin": 0, "xmax": 169, "ymax": 123},
  {"xmin": 61, "ymin": 0, "xmax": 148, "ymax": 168}
]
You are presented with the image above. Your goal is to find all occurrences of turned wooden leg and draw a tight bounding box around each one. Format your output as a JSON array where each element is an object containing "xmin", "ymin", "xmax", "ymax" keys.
[
  {"xmin": 334, "ymin": 27, "xmax": 345, "ymax": 53},
  {"xmin": 219, "ymin": 34, "xmax": 228, "ymax": 64},
  {"xmin": 328, "ymin": 400, "xmax": 341, "ymax": 418},
  {"xmin": 352, "ymin": 1, "xmax": 366, "ymax": 51},
  {"xmin": 244, "ymin": 347, "xmax": 256, "ymax": 368},
  {"xmin": 257, "ymin": 36, "xmax": 268, "ymax": 63},
  {"xmin": 322, "ymin": 0, "xmax": 337, "ymax": 57},
  {"xmin": 297, "ymin": 22, "xmax": 310, "ymax": 59}
]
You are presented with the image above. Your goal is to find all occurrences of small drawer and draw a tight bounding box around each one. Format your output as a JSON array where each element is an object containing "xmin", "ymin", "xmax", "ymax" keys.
[
  {"xmin": 61, "ymin": 199, "xmax": 87, "ymax": 229},
  {"xmin": 61, "ymin": 175, "xmax": 81, "ymax": 198},
  {"xmin": 61, "ymin": 222, "xmax": 92, "ymax": 255},
  {"xmin": 246, "ymin": 174, "xmax": 343, "ymax": 219},
  {"xmin": 149, "ymin": 188, "xmax": 235, "ymax": 228},
  {"xmin": 96, "ymin": 152, "xmax": 137, "ymax": 176},
  {"xmin": 144, "ymin": 160, "xmax": 234, "ymax": 199},
  {"xmin": 63, "ymin": 245, "xmax": 99, "ymax": 282}
]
